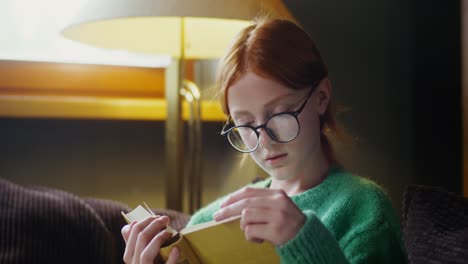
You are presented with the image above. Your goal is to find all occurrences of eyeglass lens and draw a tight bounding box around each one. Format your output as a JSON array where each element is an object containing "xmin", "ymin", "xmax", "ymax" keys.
[{"xmin": 227, "ymin": 113, "xmax": 299, "ymax": 152}]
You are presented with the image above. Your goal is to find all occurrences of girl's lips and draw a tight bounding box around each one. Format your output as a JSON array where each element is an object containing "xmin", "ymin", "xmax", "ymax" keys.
[{"xmin": 265, "ymin": 153, "xmax": 287, "ymax": 165}]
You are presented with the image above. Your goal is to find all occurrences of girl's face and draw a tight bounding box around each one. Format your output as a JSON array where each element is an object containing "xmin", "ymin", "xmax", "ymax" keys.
[{"xmin": 227, "ymin": 72, "xmax": 330, "ymax": 181}]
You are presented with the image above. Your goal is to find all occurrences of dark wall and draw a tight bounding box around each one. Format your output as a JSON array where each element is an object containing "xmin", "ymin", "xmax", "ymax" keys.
[
  {"xmin": 0, "ymin": 119, "xmax": 238, "ymax": 208},
  {"xmin": 411, "ymin": 0, "xmax": 461, "ymax": 192},
  {"xmin": 0, "ymin": 119, "xmax": 168, "ymax": 207},
  {"xmin": 283, "ymin": 0, "xmax": 462, "ymax": 208}
]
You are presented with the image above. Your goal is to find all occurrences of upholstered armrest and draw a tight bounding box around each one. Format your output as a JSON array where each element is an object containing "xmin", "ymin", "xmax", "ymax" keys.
[
  {"xmin": 0, "ymin": 177, "xmax": 191, "ymax": 264},
  {"xmin": 402, "ymin": 185, "xmax": 468, "ymax": 264},
  {"xmin": 0, "ymin": 178, "xmax": 119, "ymax": 264}
]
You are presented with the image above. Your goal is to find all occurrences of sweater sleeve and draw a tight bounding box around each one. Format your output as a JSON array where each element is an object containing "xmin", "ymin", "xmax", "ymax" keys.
[
  {"xmin": 186, "ymin": 197, "xmax": 223, "ymax": 226},
  {"xmin": 276, "ymin": 210, "xmax": 406, "ymax": 264},
  {"xmin": 276, "ymin": 210, "xmax": 349, "ymax": 264},
  {"xmin": 339, "ymin": 220, "xmax": 407, "ymax": 263}
]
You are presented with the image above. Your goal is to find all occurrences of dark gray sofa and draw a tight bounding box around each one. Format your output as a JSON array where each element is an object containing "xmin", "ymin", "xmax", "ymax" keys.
[{"xmin": 1, "ymin": 177, "xmax": 467, "ymax": 264}]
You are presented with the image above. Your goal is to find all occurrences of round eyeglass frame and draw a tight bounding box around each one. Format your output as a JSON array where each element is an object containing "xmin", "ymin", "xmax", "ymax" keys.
[{"xmin": 220, "ymin": 83, "xmax": 318, "ymax": 153}]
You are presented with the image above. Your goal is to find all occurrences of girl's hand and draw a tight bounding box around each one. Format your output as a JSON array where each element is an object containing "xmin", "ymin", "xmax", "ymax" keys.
[
  {"xmin": 121, "ymin": 215, "xmax": 179, "ymax": 264},
  {"xmin": 213, "ymin": 187, "xmax": 305, "ymax": 246}
]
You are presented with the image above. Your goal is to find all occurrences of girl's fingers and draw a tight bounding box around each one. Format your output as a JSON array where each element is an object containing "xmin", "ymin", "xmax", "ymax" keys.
[
  {"xmin": 214, "ymin": 187, "xmax": 304, "ymax": 246},
  {"xmin": 240, "ymin": 207, "xmax": 270, "ymax": 230},
  {"xmin": 123, "ymin": 216, "xmax": 159, "ymax": 263},
  {"xmin": 165, "ymin": 247, "xmax": 180, "ymax": 264},
  {"xmin": 243, "ymin": 222, "xmax": 272, "ymax": 244},
  {"xmin": 139, "ymin": 230, "xmax": 173, "ymax": 264},
  {"xmin": 242, "ymin": 208, "xmax": 305, "ymax": 246},
  {"xmin": 240, "ymin": 208, "xmax": 280, "ymax": 244},
  {"xmin": 220, "ymin": 187, "xmax": 280, "ymax": 207},
  {"xmin": 214, "ymin": 196, "xmax": 274, "ymax": 221},
  {"xmin": 121, "ymin": 221, "xmax": 136, "ymax": 244},
  {"xmin": 133, "ymin": 216, "xmax": 170, "ymax": 264}
]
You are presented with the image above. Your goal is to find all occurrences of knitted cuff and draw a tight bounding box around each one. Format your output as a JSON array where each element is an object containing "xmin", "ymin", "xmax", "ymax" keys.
[{"xmin": 276, "ymin": 210, "xmax": 348, "ymax": 264}]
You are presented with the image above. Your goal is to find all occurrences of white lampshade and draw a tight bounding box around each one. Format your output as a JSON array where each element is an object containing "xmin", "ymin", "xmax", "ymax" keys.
[{"xmin": 62, "ymin": 0, "xmax": 294, "ymax": 59}]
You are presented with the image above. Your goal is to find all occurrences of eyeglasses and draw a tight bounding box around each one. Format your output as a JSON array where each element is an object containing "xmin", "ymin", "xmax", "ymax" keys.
[{"xmin": 221, "ymin": 84, "xmax": 317, "ymax": 153}]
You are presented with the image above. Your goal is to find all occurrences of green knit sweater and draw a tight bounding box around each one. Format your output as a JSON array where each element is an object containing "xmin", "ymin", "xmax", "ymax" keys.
[{"xmin": 187, "ymin": 167, "xmax": 407, "ymax": 263}]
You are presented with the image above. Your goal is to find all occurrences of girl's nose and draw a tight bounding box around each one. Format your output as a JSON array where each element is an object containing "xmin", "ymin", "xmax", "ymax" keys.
[{"xmin": 257, "ymin": 127, "xmax": 275, "ymax": 147}]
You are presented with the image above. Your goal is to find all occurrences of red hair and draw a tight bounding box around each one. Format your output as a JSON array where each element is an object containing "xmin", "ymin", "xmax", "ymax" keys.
[{"xmin": 217, "ymin": 18, "xmax": 342, "ymax": 165}]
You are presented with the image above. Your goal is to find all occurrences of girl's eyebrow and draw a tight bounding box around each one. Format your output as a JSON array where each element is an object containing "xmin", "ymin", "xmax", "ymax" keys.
[
  {"xmin": 231, "ymin": 110, "xmax": 252, "ymax": 120},
  {"xmin": 231, "ymin": 91, "xmax": 301, "ymax": 118},
  {"xmin": 263, "ymin": 92, "xmax": 297, "ymax": 108}
]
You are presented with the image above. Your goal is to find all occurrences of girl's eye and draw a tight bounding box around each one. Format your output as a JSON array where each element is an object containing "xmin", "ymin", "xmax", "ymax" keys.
[{"xmin": 234, "ymin": 119, "xmax": 254, "ymax": 126}]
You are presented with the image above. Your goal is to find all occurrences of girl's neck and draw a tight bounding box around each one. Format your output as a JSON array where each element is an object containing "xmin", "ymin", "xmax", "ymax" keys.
[{"xmin": 269, "ymin": 150, "xmax": 330, "ymax": 196}]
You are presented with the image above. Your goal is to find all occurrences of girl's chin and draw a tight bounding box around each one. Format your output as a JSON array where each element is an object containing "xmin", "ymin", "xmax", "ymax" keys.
[{"xmin": 267, "ymin": 167, "xmax": 294, "ymax": 181}]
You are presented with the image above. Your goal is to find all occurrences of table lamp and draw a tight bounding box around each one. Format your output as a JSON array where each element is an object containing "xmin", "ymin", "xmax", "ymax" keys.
[{"xmin": 61, "ymin": 0, "xmax": 294, "ymax": 212}]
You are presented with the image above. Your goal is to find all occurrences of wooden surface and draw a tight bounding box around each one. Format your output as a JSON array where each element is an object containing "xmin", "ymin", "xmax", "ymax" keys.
[{"xmin": 0, "ymin": 60, "xmax": 225, "ymax": 121}]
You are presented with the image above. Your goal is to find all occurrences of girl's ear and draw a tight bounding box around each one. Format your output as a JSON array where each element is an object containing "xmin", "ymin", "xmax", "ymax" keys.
[{"xmin": 316, "ymin": 78, "xmax": 332, "ymax": 115}]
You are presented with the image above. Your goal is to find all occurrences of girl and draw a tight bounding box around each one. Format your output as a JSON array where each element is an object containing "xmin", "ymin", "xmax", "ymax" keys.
[{"xmin": 121, "ymin": 17, "xmax": 406, "ymax": 264}]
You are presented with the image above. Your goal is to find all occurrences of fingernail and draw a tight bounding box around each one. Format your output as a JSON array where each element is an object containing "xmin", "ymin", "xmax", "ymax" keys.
[
  {"xmin": 220, "ymin": 199, "xmax": 228, "ymax": 207},
  {"xmin": 161, "ymin": 215, "xmax": 170, "ymax": 223},
  {"xmin": 122, "ymin": 225, "xmax": 129, "ymax": 235},
  {"xmin": 213, "ymin": 210, "xmax": 220, "ymax": 220}
]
